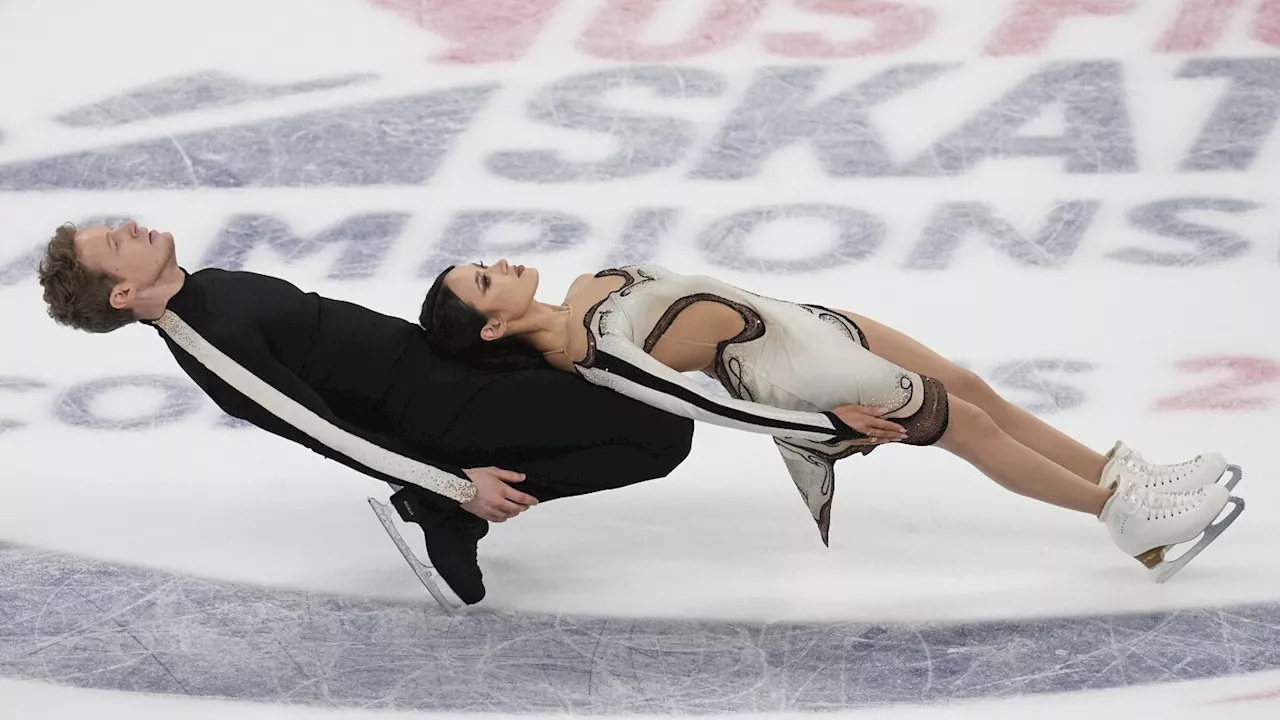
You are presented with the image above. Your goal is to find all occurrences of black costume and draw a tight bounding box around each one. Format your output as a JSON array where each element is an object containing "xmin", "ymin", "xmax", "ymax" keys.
[{"xmin": 145, "ymin": 268, "xmax": 694, "ymax": 602}]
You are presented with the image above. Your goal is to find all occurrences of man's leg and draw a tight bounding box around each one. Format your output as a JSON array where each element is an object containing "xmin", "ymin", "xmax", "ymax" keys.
[
  {"xmin": 391, "ymin": 368, "xmax": 695, "ymax": 604},
  {"xmin": 436, "ymin": 371, "xmax": 694, "ymax": 501},
  {"xmin": 431, "ymin": 369, "xmax": 694, "ymax": 484}
]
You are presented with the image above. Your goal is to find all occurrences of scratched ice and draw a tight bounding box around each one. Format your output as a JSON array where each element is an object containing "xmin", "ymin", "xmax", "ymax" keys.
[
  {"xmin": 2, "ymin": 0, "xmax": 1280, "ymax": 719},
  {"xmin": 3, "ymin": 541, "xmax": 1280, "ymax": 713}
]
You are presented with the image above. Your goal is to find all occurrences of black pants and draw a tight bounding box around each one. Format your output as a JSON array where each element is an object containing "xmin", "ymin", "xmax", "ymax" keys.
[{"xmin": 397, "ymin": 367, "xmax": 695, "ymax": 516}]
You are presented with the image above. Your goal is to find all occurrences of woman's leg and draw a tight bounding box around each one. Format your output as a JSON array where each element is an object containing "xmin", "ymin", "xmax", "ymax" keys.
[
  {"xmin": 835, "ymin": 309, "xmax": 1110, "ymax": 484},
  {"xmin": 937, "ymin": 393, "xmax": 1113, "ymax": 515}
]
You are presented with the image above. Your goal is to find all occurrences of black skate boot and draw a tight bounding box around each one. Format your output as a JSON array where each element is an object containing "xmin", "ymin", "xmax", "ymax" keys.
[
  {"xmin": 392, "ymin": 487, "xmax": 489, "ymax": 604},
  {"xmin": 367, "ymin": 486, "xmax": 489, "ymax": 611}
]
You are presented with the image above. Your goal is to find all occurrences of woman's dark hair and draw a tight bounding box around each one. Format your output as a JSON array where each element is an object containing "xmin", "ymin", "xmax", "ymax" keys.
[{"xmin": 418, "ymin": 265, "xmax": 552, "ymax": 372}]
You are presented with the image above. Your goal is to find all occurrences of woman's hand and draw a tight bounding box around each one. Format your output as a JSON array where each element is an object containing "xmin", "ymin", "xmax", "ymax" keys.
[{"xmin": 832, "ymin": 404, "xmax": 908, "ymax": 443}]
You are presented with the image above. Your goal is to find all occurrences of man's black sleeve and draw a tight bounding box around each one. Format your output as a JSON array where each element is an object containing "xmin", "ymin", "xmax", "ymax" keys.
[{"xmin": 155, "ymin": 312, "xmax": 478, "ymax": 505}]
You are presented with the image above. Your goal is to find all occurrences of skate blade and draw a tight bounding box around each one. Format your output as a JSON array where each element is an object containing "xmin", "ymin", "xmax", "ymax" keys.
[
  {"xmin": 367, "ymin": 498, "xmax": 462, "ymax": 614},
  {"xmin": 1149, "ymin": 496, "xmax": 1245, "ymax": 584},
  {"xmin": 1221, "ymin": 464, "xmax": 1242, "ymax": 491}
]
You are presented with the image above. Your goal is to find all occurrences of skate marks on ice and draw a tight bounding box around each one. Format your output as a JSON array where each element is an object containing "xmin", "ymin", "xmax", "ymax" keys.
[
  {"xmin": 53, "ymin": 71, "xmax": 377, "ymax": 128},
  {"xmin": 0, "ymin": 80, "xmax": 494, "ymax": 191},
  {"xmin": 3, "ymin": 542, "xmax": 1280, "ymax": 714}
]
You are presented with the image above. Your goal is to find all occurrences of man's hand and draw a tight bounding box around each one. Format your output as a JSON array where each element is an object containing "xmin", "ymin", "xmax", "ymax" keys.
[{"xmin": 460, "ymin": 466, "xmax": 539, "ymax": 522}]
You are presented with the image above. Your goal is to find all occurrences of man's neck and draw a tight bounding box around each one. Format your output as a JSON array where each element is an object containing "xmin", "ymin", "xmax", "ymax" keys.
[{"xmin": 133, "ymin": 266, "xmax": 187, "ymax": 321}]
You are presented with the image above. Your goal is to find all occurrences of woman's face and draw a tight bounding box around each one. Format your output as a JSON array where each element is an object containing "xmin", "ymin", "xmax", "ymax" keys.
[{"xmin": 443, "ymin": 259, "xmax": 540, "ymax": 339}]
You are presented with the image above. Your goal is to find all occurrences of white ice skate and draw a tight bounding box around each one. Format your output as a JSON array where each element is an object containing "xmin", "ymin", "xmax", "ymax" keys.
[
  {"xmin": 1100, "ymin": 440, "xmax": 1241, "ymax": 493},
  {"xmin": 1099, "ymin": 474, "xmax": 1244, "ymax": 583},
  {"xmin": 367, "ymin": 497, "xmax": 465, "ymax": 614}
]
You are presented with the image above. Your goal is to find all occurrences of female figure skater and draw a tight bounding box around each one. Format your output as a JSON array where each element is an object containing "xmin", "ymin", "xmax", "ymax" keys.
[{"xmin": 417, "ymin": 260, "xmax": 1244, "ymax": 582}]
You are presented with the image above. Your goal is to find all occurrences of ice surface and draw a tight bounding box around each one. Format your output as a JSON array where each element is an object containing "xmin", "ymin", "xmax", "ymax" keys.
[
  {"xmin": 5, "ymin": 540, "xmax": 1280, "ymax": 713},
  {"xmin": 2, "ymin": 0, "xmax": 1280, "ymax": 718}
]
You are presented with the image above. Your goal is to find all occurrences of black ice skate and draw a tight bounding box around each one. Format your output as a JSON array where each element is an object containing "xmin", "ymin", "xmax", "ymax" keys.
[{"xmin": 367, "ymin": 487, "xmax": 488, "ymax": 613}]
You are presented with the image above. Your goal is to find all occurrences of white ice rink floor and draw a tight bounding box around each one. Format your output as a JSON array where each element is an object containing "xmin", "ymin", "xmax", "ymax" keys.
[{"xmin": 3, "ymin": 0, "xmax": 1280, "ymax": 717}]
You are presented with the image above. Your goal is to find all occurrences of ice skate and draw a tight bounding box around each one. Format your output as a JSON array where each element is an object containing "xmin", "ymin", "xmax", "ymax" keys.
[
  {"xmin": 368, "ymin": 498, "xmax": 466, "ymax": 613},
  {"xmin": 1099, "ymin": 477, "xmax": 1244, "ymax": 583},
  {"xmin": 1101, "ymin": 440, "xmax": 1240, "ymax": 493},
  {"xmin": 367, "ymin": 487, "xmax": 488, "ymax": 613}
]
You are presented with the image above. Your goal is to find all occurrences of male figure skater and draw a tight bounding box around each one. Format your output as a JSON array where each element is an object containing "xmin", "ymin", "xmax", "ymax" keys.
[{"xmin": 36, "ymin": 219, "xmax": 694, "ymax": 610}]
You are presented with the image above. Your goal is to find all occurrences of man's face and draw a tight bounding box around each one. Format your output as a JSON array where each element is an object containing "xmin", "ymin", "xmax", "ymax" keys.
[{"xmin": 74, "ymin": 220, "xmax": 177, "ymax": 311}]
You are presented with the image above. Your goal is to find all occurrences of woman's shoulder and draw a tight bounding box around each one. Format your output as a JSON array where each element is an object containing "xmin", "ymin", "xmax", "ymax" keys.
[
  {"xmin": 594, "ymin": 263, "xmax": 673, "ymax": 278},
  {"xmin": 567, "ymin": 272, "xmax": 597, "ymax": 295},
  {"xmin": 567, "ymin": 263, "xmax": 658, "ymax": 296}
]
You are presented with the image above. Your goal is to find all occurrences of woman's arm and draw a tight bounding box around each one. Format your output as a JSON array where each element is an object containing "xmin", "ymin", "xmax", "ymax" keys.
[{"xmin": 575, "ymin": 330, "xmax": 863, "ymax": 443}]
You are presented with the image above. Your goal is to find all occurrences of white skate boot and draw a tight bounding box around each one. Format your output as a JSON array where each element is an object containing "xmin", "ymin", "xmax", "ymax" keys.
[
  {"xmin": 1099, "ymin": 472, "xmax": 1244, "ymax": 583},
  {"xmin": 1100, "ymin": 440, "xmax": 1240, "ymax": 493}
]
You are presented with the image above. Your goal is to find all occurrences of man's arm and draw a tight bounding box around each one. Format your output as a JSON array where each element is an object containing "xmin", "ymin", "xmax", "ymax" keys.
[{"xmin": 155, "ymin": 310, "xmax": 478, "ymax": 504}]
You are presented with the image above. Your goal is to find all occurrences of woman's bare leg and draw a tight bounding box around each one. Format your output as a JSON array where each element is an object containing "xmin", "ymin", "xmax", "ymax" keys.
[
  {"xmin": 836, "ymin": 309, "xmax": 1110, "ymax": 484},
  {"xmin": 937, "ymin": 394, "xmax": 1112, "ymax": 515}
]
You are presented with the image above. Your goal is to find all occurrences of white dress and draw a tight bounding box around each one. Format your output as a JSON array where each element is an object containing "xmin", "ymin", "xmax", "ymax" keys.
[{"xmin": 570, "ymin": 264, "xmax": 950, "ymax": 545}]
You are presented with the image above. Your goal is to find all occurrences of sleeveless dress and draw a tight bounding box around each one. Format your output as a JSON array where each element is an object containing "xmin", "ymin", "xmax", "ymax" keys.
[{"xmin": 568, "ymin": 264, "xmax": 950, "ymax": 545}]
